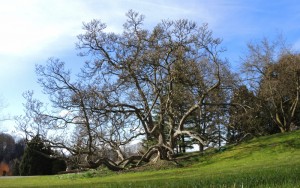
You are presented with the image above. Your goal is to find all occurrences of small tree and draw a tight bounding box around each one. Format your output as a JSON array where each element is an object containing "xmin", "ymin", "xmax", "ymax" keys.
[
  {"xmin": 12, "ymin": 159, "xmax": 21, "ymax": 176},
  {"xmin": 19, "ymin": 135, "xmax": 53, "ymax": 176}
]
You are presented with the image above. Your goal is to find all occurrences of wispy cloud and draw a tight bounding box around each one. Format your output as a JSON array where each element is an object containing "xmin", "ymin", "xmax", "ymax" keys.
[
  {"xmin": 0, "ymin": 1, "xmax": 83, "ymax": 56},
  {"xmin": 0, "ymin": 0, "xmax": 247, "ymax": 58}
]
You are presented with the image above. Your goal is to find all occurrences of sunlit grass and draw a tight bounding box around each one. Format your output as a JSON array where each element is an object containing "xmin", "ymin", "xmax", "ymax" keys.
[{"xmin": 1, "ymin": 130, "xmax": 299, "ymax": 187}]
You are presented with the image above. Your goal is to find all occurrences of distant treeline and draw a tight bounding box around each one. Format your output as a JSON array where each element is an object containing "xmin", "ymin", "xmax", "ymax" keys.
[{"xmin": 0, "ymin": 133, "xmax": 25, "ymax": 176}]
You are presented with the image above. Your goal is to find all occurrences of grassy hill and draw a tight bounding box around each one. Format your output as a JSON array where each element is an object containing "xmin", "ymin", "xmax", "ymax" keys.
[{"xmin": 1, "ymin": 130, "xmax": 300, "ymax": 188}]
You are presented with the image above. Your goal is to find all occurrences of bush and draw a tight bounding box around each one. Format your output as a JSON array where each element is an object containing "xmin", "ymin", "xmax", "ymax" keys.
[{"xmin": 52, "ymin": 159, "xmax": 66, "ymax": 174}]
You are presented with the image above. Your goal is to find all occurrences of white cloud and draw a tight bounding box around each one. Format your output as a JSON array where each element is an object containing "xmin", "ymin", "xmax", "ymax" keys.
[
  {"xmin": 0, "ymin": 1, "xmax": 77, "ymax": 56},
  {"xmin": 1, "ymin": 0, "xmax": 300, "ymax": 134},
  {"xmin": 0, "ymin": 0, "xmax": 237, "ymax": 58}
]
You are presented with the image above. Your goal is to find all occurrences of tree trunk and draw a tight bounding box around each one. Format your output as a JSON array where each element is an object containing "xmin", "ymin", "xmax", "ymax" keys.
[
  {"xmin": 181, "ymin": 135, "xmax": 186, "ymax": 153},
  {"xmin": 199, "ymin": 143, "xmax": 204, "ymax": 153}
]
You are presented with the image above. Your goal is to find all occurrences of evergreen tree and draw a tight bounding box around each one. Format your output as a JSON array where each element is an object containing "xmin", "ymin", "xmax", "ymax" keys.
[
  {"xmin": 19, "ymin": 135, "xmax": 53, "ymax": 176},
  {"xmin": 12, "ymin": 159, "xmax": 20, "ymax": 176}
]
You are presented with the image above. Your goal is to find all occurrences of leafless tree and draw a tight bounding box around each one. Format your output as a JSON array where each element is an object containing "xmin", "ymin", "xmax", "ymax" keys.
[
  {"xmin": 18, "ymin": 10, "xmax": 232, "ymax": 171},
  {"xmin": 76, "ymin": 10, "xmax": 229, "ymax": 166},
  {"xmin": 17, "ymin": 59, "xmax": 143, "ymax": 170},
  {"xmin": 241, "ymin": 37, "xmax": 300, "ymax": 132}
]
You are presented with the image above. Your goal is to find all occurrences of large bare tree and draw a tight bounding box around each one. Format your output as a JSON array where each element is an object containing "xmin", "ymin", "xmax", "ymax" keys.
[
  {"xmin": 18, "ymin": 10, "xmax": 231, "ymax": 170},
  {"xmin": 76, "ymin": 10, "xmax": 229, "ymax": 163}
]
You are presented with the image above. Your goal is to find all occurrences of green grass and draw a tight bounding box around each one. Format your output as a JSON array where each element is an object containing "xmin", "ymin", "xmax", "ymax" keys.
[{"xmin": 1, "ymin": 130, "xmax": 300, "ymax": 188}]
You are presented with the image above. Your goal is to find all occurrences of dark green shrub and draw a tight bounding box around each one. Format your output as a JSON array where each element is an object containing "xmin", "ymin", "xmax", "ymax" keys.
[{"xmin": 19, "ymin": 135, "xmax": 53, "ymax": 176}]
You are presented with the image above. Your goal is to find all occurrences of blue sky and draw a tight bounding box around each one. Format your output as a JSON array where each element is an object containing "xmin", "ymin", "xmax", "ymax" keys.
[{"xmin": 1, "ymin": 0, "xmax": 300, "ymax": 134}]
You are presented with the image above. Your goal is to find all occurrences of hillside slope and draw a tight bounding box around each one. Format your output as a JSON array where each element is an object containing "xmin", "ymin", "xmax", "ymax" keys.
[{"xmin": 1, "ymin": 130, "xmax": 300, "ymax": 187}]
